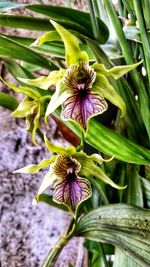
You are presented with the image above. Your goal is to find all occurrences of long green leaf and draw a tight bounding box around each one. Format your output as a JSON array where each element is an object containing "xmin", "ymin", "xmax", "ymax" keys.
[
  {"xmin": 0, "ymin": 35, "xmax": 53, "ymax": 70},
  {"xmin": 0, "ymin": 92, "xmax": 18, "ymax": 110},
  {"xmin": 0, "ymin": 1, "xmax": 25, "ymax": 12},
  {"xmin": 0, "ymin": 14, "xmax": 54, "ymax": 31},
  {"xmin": 75, "ymin": 204, "xmax": 150, "ymax": 267},
  {"xmin": 26, "ymin": 4, "xmax": 109, "ymax": 43},
  {"xmin": 63, "ymin": 117, "xmax": 150, "ymax": 165}
]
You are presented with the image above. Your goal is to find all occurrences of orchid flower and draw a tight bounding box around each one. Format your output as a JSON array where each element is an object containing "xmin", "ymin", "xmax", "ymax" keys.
[
  {"xmin": 0, "ymin": 77, "xmax": 50, "ymax": 145},
  {"xmin": 19, "ymin": 21, "xmax": 141, "ymax": 132},
  {"xmin": 14, "ymin": 135, "xmax": 126, "ymax": 216}
]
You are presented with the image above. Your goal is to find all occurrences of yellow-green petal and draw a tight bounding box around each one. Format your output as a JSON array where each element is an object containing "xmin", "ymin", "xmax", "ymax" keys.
[
  {"xmin": 50, "ymin": 20, "xmax": 89, "ymax": 66},
  {"xmin": 18, "ymin": 69, "xmax": 65, "ymax": 90},
  {"xmin": 45, "ymin": 80, "xmax": 72, "ymax": 118},
  {"xmin": 37, "ymin": 164, "xmax": 58, "ymax": 195},
  {"xmin": 92, "ymin": 61, "xmax": 142, "ymax": 80},
  {"xmin": 93, "ymin": 74, "xmax": 126, "ymax": 117}
]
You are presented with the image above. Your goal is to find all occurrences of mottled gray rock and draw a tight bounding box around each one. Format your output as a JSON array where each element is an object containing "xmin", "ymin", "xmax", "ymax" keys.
[{"xmin": 0, "ymin": 108, "xmax": 84, "ymax": 267}]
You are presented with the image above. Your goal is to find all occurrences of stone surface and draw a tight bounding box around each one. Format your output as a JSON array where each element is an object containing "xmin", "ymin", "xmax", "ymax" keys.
[{"xmin": 0, "ymin": 108, "xmax": 84, "ymax": 267}]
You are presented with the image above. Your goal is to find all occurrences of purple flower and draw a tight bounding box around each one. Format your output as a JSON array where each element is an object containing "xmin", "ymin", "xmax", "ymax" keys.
[
  {"xmin": 53, "ymin": 155, "xmax": 92, "ymax": 212},
  {"xmin": 62, "ymin": 62, "xmax": 107, "ymax": 130}
]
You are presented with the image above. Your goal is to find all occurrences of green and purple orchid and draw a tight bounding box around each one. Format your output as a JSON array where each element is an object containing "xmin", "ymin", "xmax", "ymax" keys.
[
  {"xmin": 14, "ymin": 135, "xmax": 125, "ymax": 216},
  {"xmin": 0, "ymin": 77, "xmax": 50, "ymax": 145},
  {"xmin": 19, "ymin": 21, "xmax": 141, "ymax": 132}
]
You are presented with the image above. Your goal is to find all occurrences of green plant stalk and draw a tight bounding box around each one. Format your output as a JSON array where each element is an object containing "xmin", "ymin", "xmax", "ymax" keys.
[
  {"xmin": 103, "ymin": 0, "xmax": 150, "ymax": 138},
  {"xmin": 87, "ymin": 0, "xmax": 101, "ymax": 42},
  {"xmin": 100, "ymin": 243, "xmax": 109, "ymax": 267},
  {"xmin": 41, "ymin": 219, "xmax": 75, "ymax": 267},
  {"xmin": 133, "ymin": 0, "xmax": 150, "ymax": 87}
]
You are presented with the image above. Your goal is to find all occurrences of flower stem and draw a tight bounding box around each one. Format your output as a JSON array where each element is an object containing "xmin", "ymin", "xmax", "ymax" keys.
[{"xmin": 41, "ymin": 218, "xmax": 75, "ymax": 267}]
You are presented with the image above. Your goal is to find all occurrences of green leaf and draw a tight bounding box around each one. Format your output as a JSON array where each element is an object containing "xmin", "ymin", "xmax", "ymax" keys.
[
  {"xmin": 0, "ymin": 14, "xmax": 54, "ymax": 31},
  {"xmin": 26, "ymin": 5, "xmax": 109, "ymax": 43},
  {"xmin": 113, "ymin": 247, "xmax": 141, "ymax": 267},
  {"xmin": 75, "ymin": 204, "xmax": 150, "ymax": 267},
  {"xmin": 141, "ymin": 177, "xmax": 150, "ymax": 208},
  {"xmin": 0, "ymin": 1, "xmax": 25, "ymax": 12},
  {"xmin": 123, "ymin": 26, "xmax": 141, "ymax": 43},
  {"xmin": 0, "ymin": 92, "xmax": 18, "ymax": 111},
  {"xmin": 3, "ymin": 58, "xmax": 35, "ymax": 80},
  {"xmin": 0, "ymin": 35, "xmax": 52, "ymax": 70},
  {"xmin": 63, "ymin": 117, "xmax": 150, "ymax": 165},
  {"xmin": 114, "ymin": 165, "xmax": 144, "ymax": 267}
]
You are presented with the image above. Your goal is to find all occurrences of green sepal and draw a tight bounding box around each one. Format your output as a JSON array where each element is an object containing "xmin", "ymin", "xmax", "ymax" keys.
[
  {"xmin": 79, "ymin": 159, "xmax": 126, "ymax": 189},
  {"xmin": 44, "ymin": 134, "xmax": 76, "ymax": 155},
  {"xmin": 34, "ymin": 30, "xmax": 60, "ymax": 46},
  {"xmin": 28, "ymin": 104, "xmax": 41, "ymax": 146},
  {"xmin": 18, "ymin": 69, "xmax": 65, "ymax": 90},
  {"xmin": 12, "ymin": 97, "xmax": 37, "ymax": 118},
  {"xmin": 13, "ymin": 156, "xmax": 56, "ymax": 174},
  {"xmin": 93, "ymin": 74, "xmax": 126, "ymax": 117},
  {"xmin": 92, "ymin": 61, "xmax": 142, "ymax": 79},
  {"xmin": 45, "ymin": 80, "xmax": 72, "ymax": 117},
  {"xmin": 0, "ymin": 76, "xmax": 41, "ymax": 99},
  {"xmin": 50, "ymin": 20, "xmax": 89, "ymax": 66}
]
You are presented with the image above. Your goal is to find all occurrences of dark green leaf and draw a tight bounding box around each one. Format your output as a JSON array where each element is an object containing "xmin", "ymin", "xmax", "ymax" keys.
[
  {"xmin": 141, "ymin": 177, "xmax": 150, "ymax": 208},
  {"xmin": 0, "ymin": 92, "xmax": 18, "ymax": 111},
  {"xmin": 75, "ymin": 204, "xmax": 150, "ymax": 267},
  {"xmin": 0, "ymin": 35, "xmax": 53, "ymax": 70},
  {"xmin": 26, "ymin": 5, "xmax": 109, "ymax": 43},
  {"xmin": 3, "ymin": 58, "xmax": 35, "ymax": 80},
  {"xmin": 0, "ymin": 14, "xmax": 54, "ymax": 31},
  {"xmin": 63, "ymin": 117, "xmax": 150, "ymax": 165}
]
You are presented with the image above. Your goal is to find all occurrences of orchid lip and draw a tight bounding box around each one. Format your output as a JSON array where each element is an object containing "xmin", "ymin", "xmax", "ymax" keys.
[{"xmin": 53, "ymin": 156, "xmax": 92, "ymax": 213}]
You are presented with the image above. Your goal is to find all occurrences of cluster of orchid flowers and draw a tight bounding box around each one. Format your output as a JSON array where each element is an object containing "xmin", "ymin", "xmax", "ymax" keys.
[{"xmin": 2, "ymin": 21, "xmax": 140, "ymax": 215}]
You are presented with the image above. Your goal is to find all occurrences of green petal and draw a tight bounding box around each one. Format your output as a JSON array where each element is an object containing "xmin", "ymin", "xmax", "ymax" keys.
[
  {"xmin": 0, "ymin": 77, "xmax": 41, "ymax": 99},
  {"xmin": 44, "ymin": 134, "xmax": 76, "ymax": 155},
  {"xmin": 50, "ymin": 20, "xmax": 89, "ymax": 66},
  {"xmin": 13, "ymin": 156, "xmax": 56, "ymax": 174},
  {"xmin": 80, "ymin": 161, "xmax": 126, "ymax": 190},
  {"xmin": 18, "ymin": 69, "xmax": 65, "ymax": 90},
  {"xmin": 93, "ymin": 74, "xmax": 126, "ymax": 117},
  {"xmin": 37, "ymin": 164, "xmax": 58, "ymax": 195},
  {"xmin": 45, "ymin": 80, "xmax": 72, "ymax": 117},
  {"xmin": 92, "ymin": 61, "xmax": 142, "ymax": 80},
  {"xmin": 12, "ymin": 98, "xmax": 37, "ymax": 118}
]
